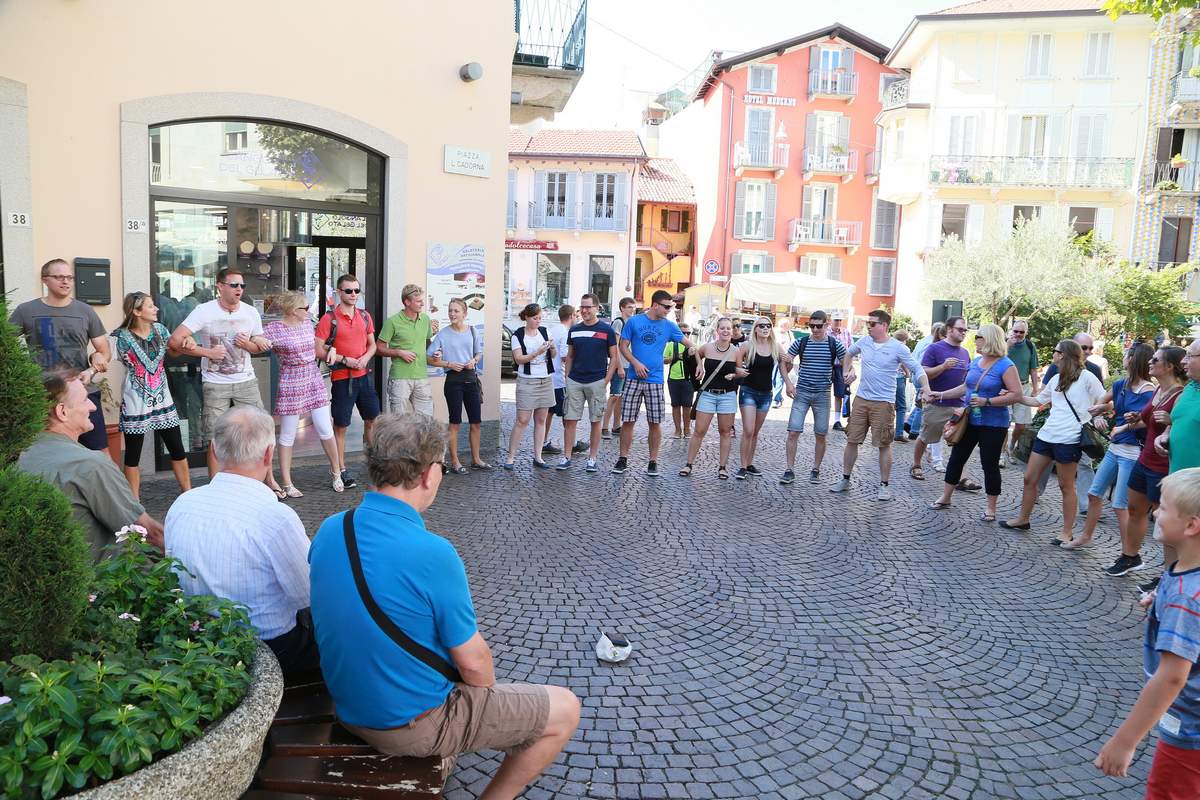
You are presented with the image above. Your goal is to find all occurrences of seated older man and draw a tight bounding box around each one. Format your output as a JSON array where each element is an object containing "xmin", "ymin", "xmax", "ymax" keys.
[
  {"xmin": 309, "ymin": 413, "xmax": 580, "ymax": 800},
  {"xmin": 18, "ymin": 369, "xmax": 164, "ymax": 558},
  {"xmin": 165, "ymin": 405, "xmax": 318, "ymax": 677}
]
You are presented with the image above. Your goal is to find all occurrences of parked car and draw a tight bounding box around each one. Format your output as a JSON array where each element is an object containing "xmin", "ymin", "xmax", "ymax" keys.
[{"xmin": 501, "ymin": 322, "xmax": 516, "ymax": 376}]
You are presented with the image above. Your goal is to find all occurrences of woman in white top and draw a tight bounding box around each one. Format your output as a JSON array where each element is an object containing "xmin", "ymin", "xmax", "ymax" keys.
[
  {"xmin": 1001, "ymin": 339, "xmax": 1106, "ymax": 543},
  {"xmin": 503, "ymin": 303, "xmax": 557, "ymax": 470}
]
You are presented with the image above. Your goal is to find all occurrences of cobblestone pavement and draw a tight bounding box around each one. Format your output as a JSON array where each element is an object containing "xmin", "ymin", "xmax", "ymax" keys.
[{"xmin": 142, "ymin": 394, "xmax": 1159, "ymax": 799}]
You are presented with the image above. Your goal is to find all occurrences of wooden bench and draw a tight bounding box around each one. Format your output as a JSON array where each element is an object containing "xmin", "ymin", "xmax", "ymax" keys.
[{"xmin": 242, "ymin": 672, "xmax": 455, "ymax": 799}]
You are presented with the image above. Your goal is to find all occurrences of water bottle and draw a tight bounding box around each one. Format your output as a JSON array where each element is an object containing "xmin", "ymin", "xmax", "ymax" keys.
[{"xmin": 969, "ymin": 400, "xmax": 983, "ymax": 424}]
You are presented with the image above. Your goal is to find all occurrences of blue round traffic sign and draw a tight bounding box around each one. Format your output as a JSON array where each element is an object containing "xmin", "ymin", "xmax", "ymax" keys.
[{"xmin": 703, "ymin": 259, "xmax": 720, "ymax": 275}]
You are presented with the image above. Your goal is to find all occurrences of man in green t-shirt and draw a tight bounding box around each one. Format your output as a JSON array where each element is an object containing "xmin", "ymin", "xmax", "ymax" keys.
[
  {"xmin": 375, "ymin": 284, "xmax": 438, "ymax": 416},
  {"xmin": 1162, "ymin": 340, "xmax": 1200, "ymax": 473},
  {"xmin": 1004, "ymin": 319, "xmax": 1040, "ymax": 460}
]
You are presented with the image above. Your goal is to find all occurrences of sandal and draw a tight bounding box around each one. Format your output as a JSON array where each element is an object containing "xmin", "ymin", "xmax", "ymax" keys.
[
  {"xmin": 679, "ymin": 463, "xmax": 693, "ymax": 477},
  {"xmin": 270, "ymin": 485, "xmax": 287, "ymax": 501},
  {"xmin": 929, "ymin": 500, "xmax": 952, "ymax": 510},
  {"xmin": 956, "ymin": 479, "xmax": 983, "ymax": 492},
  {"xmin": 999, "ymin": 520, "xmax": 1031, "ymax": 531},
  {"xmin": 448, "ymin": 465, "xmax": 469, "ymax": 475},
  {"xmin": 909, "ymin": 465, "xmax": 926, "ymax": 481},
  {"xmin": 281, "ymin": 484, "xmax": 304, "ymax": 499},
  {"xmin": 1061, "ymin": 536, "xmax": 1092, "ymax": 550},
  {"xmin": 471, "ymin": 461, "xmax": 493, "ymax": 470},
  {"xmin": 717, "ymin": 465, "xmax": 729, "ymax": 480},
  {"xmin": 979, "ymin": 512, "xmax": 996, "ymax": 523}
]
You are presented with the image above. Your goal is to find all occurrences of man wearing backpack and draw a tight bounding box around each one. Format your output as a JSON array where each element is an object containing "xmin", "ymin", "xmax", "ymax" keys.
[
  {"xmin": 779, "ymin": 310, "xmax": 845, "ymax": 484},
  {"xmin": 315, "ymin": 274, "xmax": 379, "ymax": 489},
  {"xmin": 1005, "ymin": 319, "xmax": 1040, "ymax": 465}
]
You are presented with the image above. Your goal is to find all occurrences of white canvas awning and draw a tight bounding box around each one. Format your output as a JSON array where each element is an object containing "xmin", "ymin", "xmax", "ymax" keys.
[{"xmin": 727, "ymin": 272, "xmax": 855, "ymax": 312}]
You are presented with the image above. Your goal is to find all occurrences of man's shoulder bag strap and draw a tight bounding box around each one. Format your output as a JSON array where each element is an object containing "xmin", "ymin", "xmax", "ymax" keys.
[{"xmin": 342, "ymin": 509, "xmax": 463, "ymax": 684}]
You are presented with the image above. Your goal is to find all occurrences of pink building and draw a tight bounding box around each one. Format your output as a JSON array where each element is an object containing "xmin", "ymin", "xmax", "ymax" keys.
[{"xmin": 657, "ymin": 24, "xmax": 902, "ymax": 321}]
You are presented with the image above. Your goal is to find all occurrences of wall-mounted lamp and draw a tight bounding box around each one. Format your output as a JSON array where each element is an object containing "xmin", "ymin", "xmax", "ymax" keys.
[{"xmin": 460, "ymin": 62, "xmax": 483, "ymax": 82}]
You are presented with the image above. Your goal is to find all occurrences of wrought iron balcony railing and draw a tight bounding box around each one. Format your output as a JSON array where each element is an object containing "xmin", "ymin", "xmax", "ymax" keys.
[
  {"xmin": 513, "ymin": 0, "xmax": 587, "ymax": 71},
  {"xmin": 788, "ymin": 219, "xmax": 863, "ymax": 248},
  {"xmin": 1147, "ymin": 160, "xmax": 1200, "ymax": 193},
  {"xmin": 734, "ymin": 141, "xmax": 790, "ymax": 172},
  {"xmin": 1173, "ymin": 71, "xmax": 1200, "ymax": 104},
  {"xmin": 808, "ymin": 69, "xmax": 858, "ymax": 98},
  {"xmin": 881, "ymin": 78, "xmax": 909, "ymax": 111},
  {"xmin": 803, "ymin": 147, "xmax": 858, "ymax": 175},
  {"xmin": 928, "ymin": 155, "xmax": 1134, "ymax": 189}
]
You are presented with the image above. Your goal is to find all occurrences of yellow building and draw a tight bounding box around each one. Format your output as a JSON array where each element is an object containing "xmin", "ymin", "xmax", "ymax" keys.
[{"xmin": 635, "ymin": 158, "xmax": 696, "ymax": 305}]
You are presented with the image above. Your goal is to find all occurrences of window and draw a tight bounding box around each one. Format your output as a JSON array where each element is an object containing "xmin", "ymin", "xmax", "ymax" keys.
[
  {"xmin": 1019, "ymin": 115, "xmax": 1047, "ymax": 157},
  {"xmin": 592, "ymin": 173, "xmax": 617, "ymax": 220},
  {"xmin": 941, "ymin": 204, "xmax": 968, "ymax": 240},
  {"xmin": 868, "ymin": 258, "xmax": 896, "ymax": 296},
  {"xmin": 544, "ymin": 172, "xmax": 569, "ymax": 220},
  {"xmin": 733, "ymin": 251, "xmax": 772, "ymax": 274},
  {"xmin": 1012, "ymin": 205, "xmax": 1041, "ymax": 227},
  {"xmin": 798, "ymin": 256, "xmax": 818, "ymax": 276},
  {"xmin": 1159, "ymin": 216, "xmax": 1193, "ymax": 265},
  {"xmin": 872, "ymin": 196, "xmax": 899, "ymax": 249},
  {"xmin": 588, "ymin": 255, "xmax": 615, "ymax": 318},
  {"xmin": 1084, "ymin": 32, "xmax": 1111, "ymax": 77},
  {"xmin": 746, "ymin": 108, "xmax": 773, "ymax": 164},
  {"xmin": 536, "ymin": 252, "xmax": 571, "ymax": 309},
  {"xmin": 1069, "ymin": 206, "xmax": 1096, "ymax": 236},
  {"xmin": 662, "ymin": 208, "xmax": 690, "ymax": 233},
  {"xmin": 503, "ymin": 252, "xmax": 511, "ymax": 316},
  {"xmin": 222, "ymin": 122, "xmax": 248, "ymax": 153},
  {"xmin": 748, "ymin": 64, "xmax": 777, "ymax": 94},
  {"xmin": 948, "ymin": 115, "xmax": 977, "ymax": 158},
  {"xmin": 827, "ymin": 257, "xmax": 843, "ymax": 281},
  {"xmin": 879, "ymin": 74, "xmax": 901, "ymax": 102},
  {"xmin": 1026, "ymin": 33, "xmax": 1053, "ymax": 77},
  {"xmin": 506, "ymin": 169, "xmax": 517, "ymax": 229}
]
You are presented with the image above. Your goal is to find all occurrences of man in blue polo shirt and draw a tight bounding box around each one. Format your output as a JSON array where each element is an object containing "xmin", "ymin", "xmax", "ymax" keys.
[
  {"xmin": 558, "ymin": 293, "xmax": 618, "ymax": 473},
  {"xmin": 309, "ymin": 414, "xmax": 580, "ymax": 799}
]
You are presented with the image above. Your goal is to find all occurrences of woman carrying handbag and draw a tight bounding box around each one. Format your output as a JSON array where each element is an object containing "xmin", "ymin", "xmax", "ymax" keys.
[
  {"xmin": 927, "ymin": 325, "xmax": 1024, "ymax": 522},
  {"xmin": 679, "ymin": 318, "xmax": 747, "ymax": 479}
]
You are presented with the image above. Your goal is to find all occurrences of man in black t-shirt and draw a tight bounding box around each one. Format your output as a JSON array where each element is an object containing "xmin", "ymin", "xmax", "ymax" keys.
[{"xmin": 559, "ymin": 293, "xmax": 619, "ymax": 472}]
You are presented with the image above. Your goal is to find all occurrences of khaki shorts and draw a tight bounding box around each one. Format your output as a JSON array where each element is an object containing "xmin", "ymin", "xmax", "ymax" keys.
[
  {"xmin": 919, "ymin": 404, "xmax": 959, "ymax": 444},
  {"xmin": 388, "ymin": 378, "xmax": 434, "ymax": 416},
  {"xmin": 344, "ymin": 683, "xmax": 549, "ymax": 759},
  {"xmin": 1011, "ymin": 381, "xmax": 1034, "ymax": 424},
  {"xmin": 516, "ymin": 376, "xmax": 556, "ymax": 411},
  {"xmin": 201, "ymin": 378, "xmax": 263, "ymax": 442},
  {"xmin": 846, "ymin": 397, "xmax": 895, "ymax": 448},
  {"xmin": 564, "ymin": 377, "xmax": 607, "ymax": 422}
]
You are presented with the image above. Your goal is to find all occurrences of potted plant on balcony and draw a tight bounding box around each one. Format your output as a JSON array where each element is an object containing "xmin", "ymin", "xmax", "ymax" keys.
[
  {"xmin": 1171, "ymin": 153, "xmax": 1190, "ymax": 169},
  {"xmin": 1157, "ymin": 179, "xmax": 1182, "ymax": 192},
  {"xmin": 1190, "ymin": 65, "xmax": 1200, "ymax": 79}
]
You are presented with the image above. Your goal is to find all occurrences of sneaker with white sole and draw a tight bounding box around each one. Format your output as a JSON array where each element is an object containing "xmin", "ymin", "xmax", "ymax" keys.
[
  {"xmin": 556, "ymin": 457, "xmax": 571, "ymax": 471},
  {"xmin": 877, "ymin": 484, "xmax": 893, "ymax": 501},
  {"xmin": 585, "ymin": 458, "xmax": 598, "ymax": 473},
  {"xmin": 646, "ymin": 461, "xmax": 659, "ymax": 477},
  {"xmin": 830, "ymin": 477, "xmax": 851, "ymax": 493},
  {"xmin": 779, "ymin": 469, "xmax": 796, "ymax": 484}
]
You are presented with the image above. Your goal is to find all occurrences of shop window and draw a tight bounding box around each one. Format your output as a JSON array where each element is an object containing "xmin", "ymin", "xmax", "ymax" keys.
[
  {"xmin": 588, "ymin": 255, "xmax": 614, "ymax": 318},
  {"xmin": 537, "ymin": 252, "xmax": 571, "ymax": 309}
]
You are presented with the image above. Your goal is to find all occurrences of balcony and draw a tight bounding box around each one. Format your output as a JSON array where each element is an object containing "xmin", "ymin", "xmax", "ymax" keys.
[
  {"xmin": 803, "ymin": 147, "xmax": 857, "ymax": 182},
  {"xmin": 1146, "ymin": 160, "xmax": 1200, "ymax": 194},
  {"xmin": 1173, "ymin": 71, "xmax": 1200, "ymax": 106},
  {"xmin": 787, "ymin": 219, "xmax": 862, "ymax": 253},
  {"xmin": 734, "ymin": 141, "xmax": 790, "ymax": 177},
  {"xmin": 511, "ymin": 0, "xmax": 588, "ymax": 124},
  {"xmin": 506, "ymin": 200, "xmax": 516, "ymax": 230},
  {"xmin": 928, "ymin": 155, "xmax": 1134, "ymax": 190},
  {"xmin": 808, "ymin": 69, "xmax": 858, "ymax": 101},
  {"xmin": 865, "ymin": 150, "xmax": 879, "ymax": 184},
  {"xmin": 881, "ymin": 78, "xmax": 909, "ymax": 111},
  {"xmin": 528, "ymin": 200, "xmax": 571, "ymax": 230}
]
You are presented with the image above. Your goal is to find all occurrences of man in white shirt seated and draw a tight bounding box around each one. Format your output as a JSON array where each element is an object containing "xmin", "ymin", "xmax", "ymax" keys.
[{"xmin": 165, "ymin": 405, "xmax": 317, "ymax": 677}]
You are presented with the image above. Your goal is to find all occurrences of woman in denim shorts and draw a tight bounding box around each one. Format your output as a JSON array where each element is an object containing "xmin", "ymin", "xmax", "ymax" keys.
[
  {"xmin": 1071, "ymin": 344, "xmax": 1155, "ymax": 550},
  {"xmin": 736, "ymin": 316, "xmax": 785, "ymax": 479},
  {"xmin": 680, "ymin": 318, "xmax": 746, "ymax": 480}
]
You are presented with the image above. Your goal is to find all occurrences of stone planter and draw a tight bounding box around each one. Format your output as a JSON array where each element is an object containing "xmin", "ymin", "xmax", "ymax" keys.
[{"xmin": 75, "ymin": 642, "xmax": 283, "ymax": 800}]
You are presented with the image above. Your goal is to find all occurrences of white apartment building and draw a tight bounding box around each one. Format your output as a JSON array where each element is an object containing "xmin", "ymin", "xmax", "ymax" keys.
[{"xmin": 876, "ymin": 0, "xmax": 1155, "ymax": 324}]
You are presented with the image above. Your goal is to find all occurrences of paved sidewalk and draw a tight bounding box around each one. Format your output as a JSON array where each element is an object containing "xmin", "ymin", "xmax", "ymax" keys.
[{"xmin": 142, "ymin": 400, "xmax": 1156, "ymax": 799}]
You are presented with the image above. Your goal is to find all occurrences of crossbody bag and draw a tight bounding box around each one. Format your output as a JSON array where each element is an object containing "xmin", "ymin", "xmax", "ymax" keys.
[
  {"xmin": 689, "ymin": 344, "xmax": 735, "ymax": 421},
  {"xmin": 1060, "ymin": 384, "xmax": 1110, "ymax": 461},
  {"xmin": 943, "ymin": 358, "xmax": 997, "ymax": 445},
  {"xmin": 342, "ymin": 509, "xmax": 463, "ymax": 684}
]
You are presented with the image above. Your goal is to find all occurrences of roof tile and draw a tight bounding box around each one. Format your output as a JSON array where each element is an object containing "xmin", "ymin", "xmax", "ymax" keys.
[
  {"xmin": 929, "ymin": 0, "xmax": 1101, "ymax": 15},
  {"xmin": 509, "ymin": 129, "xmax": 646, "ymax": 158},
  {"xmin": 637, "ymin": 158, "xmax": 695, "ymax": 205}
]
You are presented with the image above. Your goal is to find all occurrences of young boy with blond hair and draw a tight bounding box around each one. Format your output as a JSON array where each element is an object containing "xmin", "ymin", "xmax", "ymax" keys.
[{"xmin": 1096, "ymin": 467, "xmax": 1200, "ymax": 795}]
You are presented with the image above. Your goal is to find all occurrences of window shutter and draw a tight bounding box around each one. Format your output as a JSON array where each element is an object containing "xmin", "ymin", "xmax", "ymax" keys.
[
  {"xmin": 805, "ymin": 113, "xmax": 817, "ymax": 157},
  {"xmin": 1096, "ymin": 207, "xmax": 1115, "ymax": 241},
  {"xmin": 1025, "ymin": 36, "xmax": 1038, "ymax": 75},
  {"xmin": 731, "ymin": 251, "xmax": 742, "ymax": 274},
  {"xmin": 506, "ymin": 170, "xmax": 517, "ymax": 228},
  {"xmin": 566, "ymin": 172, "xmax": 579, "ymax": 229},
  {"xmin": 614, "ymin": 172, "xmax": 629, "ymax": 230},
  {"xmin": 733, "ymin": 181, "xmax": 747, "ymax": 238},
  {"xmin": 997, "ymin": 204, "xmax": 1014, "ymax": 233},
  {"xmin": 764, "ymin": 183, "xmax": 778, "ymax": 241},
  {"xmin": 532, "ymin": 170, "xmax": 547, "ymax": 227},
  {"xmin": 764, "ymin": 254, "xmax": 775, "ymax": 273},
  {"xmin": 841, "ymin": 47, "xmax": 854, "ymax": 71},
  {"xmin": 1157, "ymin": 128, "xmax": 1174, "ymax": 163},
  {"xmin": 661, "ymin": 208, "xmax": 669, "ymax": 230},
  {"xmin": 966, "ymin": 204, "xmax": 983, "ymax": 244},
  {"xmin": 927, "ymin": 200, "xmax": 944, "ymax": 248},
  {"xmin": 829, "ymin": 257, "xmax": 843, "ymax": 281},
  {"xmin": 682, "ymin": 209, "xmax": 690, "ymax": 233},
  {"xmin": 948, "ymin": 116, "xmax": 962, "ymax": 156},
  {"xmin": 1006, "ymin": 115, "xmax": 1021, "ymax": 157},
  {"xmin": 579, "ymin": 173, "xmax": 595, "ymax": 229},
  {"xmin": 1093, "ymin": 115, "xmax": 1107, "ymax": 157},
  {"xmin": 836, "ymin": 116, "xmax": 850, "ymax": 149},
  {"xmin": 809, "ymin": 44, "xmax": 819, "ymax": 71},
  {"xmin": 1074, "ymin": 115, "xmax": 1092, "ymax": 158},
  {"xmin": 964, "ymin": 116, "xmax": 977, "ymax": 157},
  {"xmin": 1047, "ymin": 114, "xmax": 1065, "ymax": 157},
  {"xmin": 868, "ymin": 260, "xmax": 881, "ymax": 295}
]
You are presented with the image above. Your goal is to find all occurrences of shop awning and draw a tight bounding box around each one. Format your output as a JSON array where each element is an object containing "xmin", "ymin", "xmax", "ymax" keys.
[{"xmin": 727, "ymin": 272, "xmax": 854, "ymax": 312}]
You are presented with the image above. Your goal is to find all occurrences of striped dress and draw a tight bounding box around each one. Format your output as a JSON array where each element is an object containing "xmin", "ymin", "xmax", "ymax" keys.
[
  {"xmin": 264, "ymin": 320, "xmax": 328, "ymax": 416},
  {"xmin": 114, "ymin": 323, "xmax": 180, "ymax": 433}
]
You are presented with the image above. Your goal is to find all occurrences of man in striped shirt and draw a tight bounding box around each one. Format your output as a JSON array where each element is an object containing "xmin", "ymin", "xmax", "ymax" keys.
[{"xmin": 780, "ymin": 310, "xmax": 846, "ymax": 485}]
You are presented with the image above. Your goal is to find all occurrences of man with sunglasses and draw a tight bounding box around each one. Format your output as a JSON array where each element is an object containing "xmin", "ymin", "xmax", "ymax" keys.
[
  {"xmin": 318, "ymin": 274, "xmax": 380, "ymax": 489},
  {"xmin": 911, "ymin": 317, "xmax": 969, "ymax": 481},
  {"xmin": 11, "ymin": 258, "xmax": 112, "ymax": 451},
  {"xmin": 1005, "ymin": 319, "xmax": 1040, "ymax": 465},
  {"xmin": 780, "ymin": 310, "xmax": 844, "ymax": 484},
  {"xmin": 169, "ymin": 267, "xmax": 271, "ymax": 478}
]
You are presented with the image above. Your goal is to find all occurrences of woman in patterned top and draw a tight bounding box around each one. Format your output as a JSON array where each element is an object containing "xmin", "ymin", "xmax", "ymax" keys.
[
  {"xmin": 263, "ymin": 291, "xmax": 342, "ymax": 495},
  {"xmin": 113, "ymin": 291, "xmax": 191, "ymax": 498}
]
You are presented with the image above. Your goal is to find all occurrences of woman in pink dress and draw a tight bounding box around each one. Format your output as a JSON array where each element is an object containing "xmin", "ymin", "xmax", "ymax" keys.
[{"xmin": 263, "ymin": 292, "xmax": 342, "ymax": 495}]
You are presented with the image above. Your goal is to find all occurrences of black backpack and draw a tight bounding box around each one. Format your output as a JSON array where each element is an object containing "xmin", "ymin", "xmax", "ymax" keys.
[
  {"xmin": 796, "ymin": 336, "xmax": 839, "ymax": 382},
  {"xmin": 669, "ymin": 342, "xmax": 700, "ymax": 390}
]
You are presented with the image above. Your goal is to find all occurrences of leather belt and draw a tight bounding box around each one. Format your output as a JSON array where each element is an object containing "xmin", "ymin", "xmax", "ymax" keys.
[{"xmin": 705, "ymin": 388, "xmax": 733, "ymax": 394}]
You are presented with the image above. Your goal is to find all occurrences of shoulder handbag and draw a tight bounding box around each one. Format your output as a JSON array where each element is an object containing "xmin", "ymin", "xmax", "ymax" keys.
[
  {"xmin": 1060, "ymin": 380, "xmax": 1109, "ymax": 461},
  {"xmin": 689, "ymin": 344, "xmax": 735, "ymax": 421},
  {"xmin": 943, "ymin": 358, "xmax": 997, "ymax": 445},
  {"xmin": 342, "ymin": 509, "xmax": 463, "ymax": 684}
]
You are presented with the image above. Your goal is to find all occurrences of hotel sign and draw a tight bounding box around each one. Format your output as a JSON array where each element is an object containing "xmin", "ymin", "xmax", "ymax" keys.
[
  {"xmin": 743, "ymin": 94, "xmax": 796, "ymax": 107},
  {"xmin": 505, "ymin": 239, "xmax": 558, "ymax": 251}
]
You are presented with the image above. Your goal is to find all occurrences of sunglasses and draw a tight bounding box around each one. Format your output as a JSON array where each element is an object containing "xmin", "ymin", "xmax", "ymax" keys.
[
  {"xmin": 655, "ymin": 302, "xmax": 673, "ymax": 311},
  {"xmin": 809, "ymin": 323, "xmax": 825, "ymax": 329},
  {"xmin": 755, "ymin": 323, "xmax": 772, "ymax": 329},
  {"xmin": 342, "ymin": 288, "xmax": 362, "ymax": 294},
  {"xmin": 867, "ymin": 320, "xmax": 883, "ymax": 327},
  {"xmin": 579, "ymin": 304, "xmax": 596, "ymax": 310},
  {"xmin": 221, "ymin": 282, "xmax": 246, "ymax": 289},
  {"xmin": 952, "ymin": 327, "xmax": 968, "ymax": 333},
  {"xmin": 1012, "ymin": 330, "xmax": 1026, "ymax": 335},
  {"xmin": 1080, "ymin": 345, "xmax": 1093, "ymax": 351}
]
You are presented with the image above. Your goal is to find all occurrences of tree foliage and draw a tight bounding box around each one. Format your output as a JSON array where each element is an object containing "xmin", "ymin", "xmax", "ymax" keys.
[
  {"xmin": 923, "ymin": 215, "xmax": 1113, "ymax": 328},
  {"xmin": 255, "ymin": 124, "xmax": 347, "ymax": 183},
  {"xmin": 0, "ymin": 302, "xmax": 48, "ymax": 464},
  {"xmin": 1107, "ymin": 261, "xmax": 1199, "ymax": 341},
  {"xmin": 1104, "ymin": 0, "xmax": 1198, "ymax": 21}
]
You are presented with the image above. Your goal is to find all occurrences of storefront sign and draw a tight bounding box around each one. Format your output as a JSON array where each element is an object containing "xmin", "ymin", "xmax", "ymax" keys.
[
  {"xmin": 443, "ymin": 145, "xmax": 491, "ymax": 178},
  {"xmin": 426, "ymin": 242, "xmax": 487, "ymax": 376},
  {"xmin": 505, "ymin": 239, "xmax": 558, "ymax": 251},
  {"xmin": 743, "ymin": 94, "xmax": 796, "ymax": 107}
]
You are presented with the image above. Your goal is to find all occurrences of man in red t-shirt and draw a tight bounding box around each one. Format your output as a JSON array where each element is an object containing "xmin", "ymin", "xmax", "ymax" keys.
[{"xmin": 315, "ymin": 274, "xmax": 378, "ymax": 489}]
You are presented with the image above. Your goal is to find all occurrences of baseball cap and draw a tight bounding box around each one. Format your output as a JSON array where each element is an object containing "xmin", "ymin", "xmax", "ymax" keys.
[{"xmin": 831, "ymin": 311, "xmax": 845, "ymax": 320}]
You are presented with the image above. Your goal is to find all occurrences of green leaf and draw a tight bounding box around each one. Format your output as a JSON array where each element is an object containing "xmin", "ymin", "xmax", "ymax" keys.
[{"xmin": 39, "ymin": 763, "xmax": 63, "ymax": 800}]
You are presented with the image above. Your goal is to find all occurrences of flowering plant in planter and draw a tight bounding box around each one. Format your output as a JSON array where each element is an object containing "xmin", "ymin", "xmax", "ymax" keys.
[
  {"xmin": 1171, "ymin": 153, "xmax": 1190, "ymax": 169},
  {"xmin": 0, "ymin": 528, "xmax": 257, "ymax": 799}
]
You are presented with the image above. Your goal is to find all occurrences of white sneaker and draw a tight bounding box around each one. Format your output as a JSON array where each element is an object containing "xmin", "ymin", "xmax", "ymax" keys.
[
  {"xmin": 931, "ymin": 463, "xmax": 945, "ymax": 473},
  {"xmin": 999, "ymin": 451, "xmax": 1009, "ymax": 469},
  {"xmin": 585, "ymin": 458, "xmax": 598, "ymax": 473},
  {"xmin": 877, "ymin": 484, "xmax": 893, "ymax": 501},
  {"xmin": 830, "ymin": 477, "xmax": 851, "ymax": 493}
]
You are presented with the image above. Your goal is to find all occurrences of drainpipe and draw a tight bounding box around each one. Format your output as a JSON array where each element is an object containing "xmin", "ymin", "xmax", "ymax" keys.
[
  {"xmin": 718, "ymin": 74, "xmax": 736, "ymax": 308},
  {"xmin": 626, "ymin": 158, "xmax": 642, "ymax": 296}
]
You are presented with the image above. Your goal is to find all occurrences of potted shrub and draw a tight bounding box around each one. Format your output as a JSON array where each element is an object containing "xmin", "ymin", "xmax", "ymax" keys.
[
  {"xmin": 1158, "ymin": 179, "xmax": 1182, "ymax": 191},
  {"xmin": 1190, "ymin": 65, "xmax": 1200, "ymax": 79},
  {"xmin": 1171, "ymin": 153, "xmax": 1189, "ymax": 169}
]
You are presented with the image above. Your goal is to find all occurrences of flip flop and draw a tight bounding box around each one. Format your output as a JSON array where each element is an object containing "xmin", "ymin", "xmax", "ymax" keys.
[
  {"xmin": 929, "ymin": 500, "xmax": 952, "ymax": 510},
  {"xmin": 281, "ymin": 484, "xmax": 304, "ymax": 499},
  {"xmin": 910, "ymin": 466, "xmax": 926, "ymax": 481},
  {"xmin": 999, "ymin": 520, "xmax": 1031, "ymax": 531},
  {"xmin": 679, "ymin": 464, "xmax": 693, "ymax": 477},
  {"xmin": 471, "ymin": 461, "xmax": 493, "ymax": 470}
]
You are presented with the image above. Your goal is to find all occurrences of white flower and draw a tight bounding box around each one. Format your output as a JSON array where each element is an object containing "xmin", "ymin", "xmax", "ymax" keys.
[
  {"xmin": 175, "ymin": 598, "xmax": 184, "ymax": 605},
  {"xmin": 117, "ymin": 613, "xmax": 141, "ymax": 623},
  {"xmin": 88, "ymin": 594, "xmax": 97, "ymax": 603},
  {"xmin": 114, "ymin": 524, "xmax": 148, "ymax": 543},
  {"xmin": 0, "ymin": 696, "xmax": 11, "ymax": 705},
  {"xmin": 170, "ymin": 588, "xmax": 182, "ymax": 594}
]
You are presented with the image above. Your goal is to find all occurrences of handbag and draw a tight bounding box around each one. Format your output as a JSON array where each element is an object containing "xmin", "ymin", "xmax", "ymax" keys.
[
  {"xmin": 1061, "ymin": 387, "xmax": 1109, "ymax": 461},
  {"xmin": 943, "ymin": 358, "xmax": 997, "ymax": 445},
  {"xmin": 689, "ymin": 344, "xmax": 736, "ymax": 421},
  {"xmin": 342, "ymin": 509, "xmax": 463, "ymax": 684}
]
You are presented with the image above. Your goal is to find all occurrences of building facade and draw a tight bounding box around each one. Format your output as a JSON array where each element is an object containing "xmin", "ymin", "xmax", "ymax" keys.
[
  {"xmin": 505, "ymin": 130, "xmax": 645, "ymax": 320},
  {"xmin": 0, "ymin": 0, "xmax": 586, "ymax": 470},
  {"xmin": 877, "ymin": 0, "xmax": 1154, "ymax": 323},
  {"xmin": 635, "ymin": 158, "xmax": 696, "ymax": 304},
  {"xmin": 657, "ymin": 24, "xmax": 902, "ymax": 321}
]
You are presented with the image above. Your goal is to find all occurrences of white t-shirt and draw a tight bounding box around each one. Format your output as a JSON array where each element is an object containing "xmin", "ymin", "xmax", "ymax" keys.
[
  {"xmin": 547, "ymin": 322, "xmax": 569, "ymax": 389},
  {"xmin": 180, "ymin": 300, "xmax": 264, "ymax": 385},
  {"xmin": 511, "ymin": 326, "xmax": 551, "ymax": 379},
  {"xmin": 1035, "ymin": 370, "xmax": 1106, "ymax": 444}
]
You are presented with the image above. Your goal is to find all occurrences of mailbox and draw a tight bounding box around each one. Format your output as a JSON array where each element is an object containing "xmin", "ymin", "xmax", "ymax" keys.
[
  {"xmin": 74, "ymin": 258, "xmax": 111, "ymax": 305},
  {"xmin": 931, "ymin": 299, "xmax": 963, "ymax": 325}
]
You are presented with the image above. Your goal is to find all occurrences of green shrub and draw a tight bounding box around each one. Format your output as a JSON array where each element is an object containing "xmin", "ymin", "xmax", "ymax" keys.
[
  {"xmin": 0, "ymin": 302, "xmax": 46, "ymax": 464},
  {"xmin": 0, "ymin": 468, "xmax": 92, "ymax": 662},
  {"xmin": 0, "ymin": 533, "xmax": 257, "ymax": 799}
]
